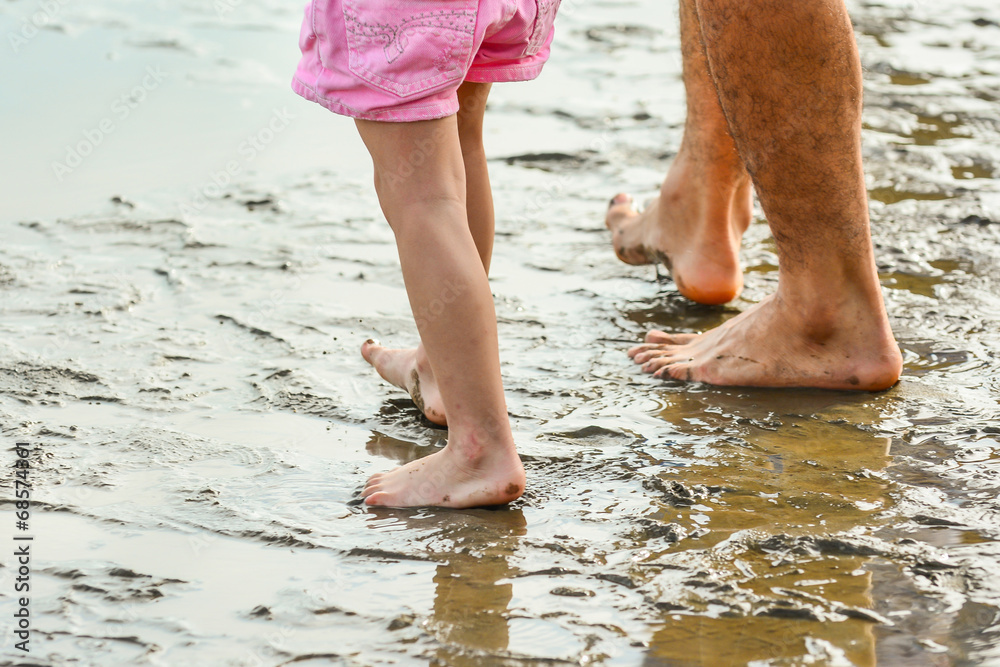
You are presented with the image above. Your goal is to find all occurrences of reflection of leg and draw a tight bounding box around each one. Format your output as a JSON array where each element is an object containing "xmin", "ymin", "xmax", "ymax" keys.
[
  {"xmin": 430, "ymin": 510, "xmax": 525, "ymax": 659},
  {"xmin": 361, "ymin": 83, "xmax": 494, "ymax": 427},
  {"xmin": 356, "ymin": 115, "xmax": 524, "ymax": 507},
  {"xmin": 432, "ymin": 558, "xmax": 511, "ymax": 657},
  {"xmin": 606, "ymin": 0, "xmax": 752, "ymax": 305},
  {"xmin": 644, "ymin": 566, "xmax": 874, "ymax": 666},
  {"xmin": 630, "ymin": 0, "xmax": 902, "ymax": 390}
]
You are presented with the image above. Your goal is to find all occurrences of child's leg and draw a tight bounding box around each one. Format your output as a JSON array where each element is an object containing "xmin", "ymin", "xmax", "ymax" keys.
[
  {"xmin": 360, "ymin": 82, "xmax": 496, "ymax": 427},
  {"xmin": 356, "ymin": 114, "xmax": 523, "ymax": 508},
  {"xmin": 456, "ymin": 82, "xmax": 495, "ymax": 272}
]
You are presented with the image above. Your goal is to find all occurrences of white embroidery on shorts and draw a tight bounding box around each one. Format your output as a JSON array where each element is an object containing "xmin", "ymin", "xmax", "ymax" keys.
[
  {"xmin": 344, "ymin": 9, "xmax": 476, "ymax": 68},
  {"xmin": 526, "ymin": 0, "xmax": 560, "ymax": 55}
]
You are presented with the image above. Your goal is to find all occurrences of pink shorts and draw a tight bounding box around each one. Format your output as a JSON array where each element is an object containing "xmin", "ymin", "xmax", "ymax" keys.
[{"xmin": 292, "ymin": 0, "xmax": 560, "ymax": 122}]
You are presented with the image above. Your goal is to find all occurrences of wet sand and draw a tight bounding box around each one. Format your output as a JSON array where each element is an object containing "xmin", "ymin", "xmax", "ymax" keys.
[{"xmin": 2, "ymin": 0, "xmax": 1000, "ymax": 664}]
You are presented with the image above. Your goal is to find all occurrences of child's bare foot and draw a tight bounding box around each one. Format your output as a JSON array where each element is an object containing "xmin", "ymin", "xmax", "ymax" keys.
[
  {"xmin": 627, "ymin": 294, "xmax": 902, "ymax": 391},
  {"xmin": 362, "ymin": 436, "xmax": 525, "ymax": 508},
  {"xmin": 361, "ymin": 340, "xmax": 447, "ymax": 425},
  {"xmin": 605, "ymin": 149, "xmax": 753, "ymax": 305}
]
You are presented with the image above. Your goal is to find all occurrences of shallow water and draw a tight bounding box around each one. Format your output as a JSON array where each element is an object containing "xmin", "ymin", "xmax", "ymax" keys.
[{"xmin": 2, "ymin": 0, "xmax": 1000, "ymax": 665}]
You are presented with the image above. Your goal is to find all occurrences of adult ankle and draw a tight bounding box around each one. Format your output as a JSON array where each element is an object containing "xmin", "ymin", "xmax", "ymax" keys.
[
  {"xmin": 774, "ymin": 282, "xmax": 892, "ymax": 345},
  {"xmin": 676, "ymin": 132, "xmax": 746, "ymax": 184}
]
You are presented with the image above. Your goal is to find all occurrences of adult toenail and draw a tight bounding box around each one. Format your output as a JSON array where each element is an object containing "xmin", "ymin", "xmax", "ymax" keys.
[{"xmin": 608, "ymin": 193, "xmax": 631, "ymax": 208}]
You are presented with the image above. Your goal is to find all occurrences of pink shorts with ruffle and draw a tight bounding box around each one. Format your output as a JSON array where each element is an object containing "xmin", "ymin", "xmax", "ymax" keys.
[{"xmin": 292, "ymin": 0, "xmax": 560, "ymax": 122}]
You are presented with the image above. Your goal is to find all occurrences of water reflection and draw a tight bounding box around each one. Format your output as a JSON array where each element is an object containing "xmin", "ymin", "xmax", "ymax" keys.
[
  {"xmin": 644, "ymin": 609, "xmax": 876, "ymax": 666},
  {"xmin": 428, "ymin": 510, "xmax": 526, "ymax": 665},
  {"xmin": 638, "ymin": 388, "xmax": 893, "ymax": 664},
  {"xmin": 364, "ymin": 431, "xmax": 526, "ymax": 664}
]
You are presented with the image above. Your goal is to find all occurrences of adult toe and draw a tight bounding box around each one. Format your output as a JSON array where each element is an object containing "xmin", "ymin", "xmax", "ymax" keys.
[{"xmin": 645, "ymin": 330, "xmax": 697, "ymax": 345}]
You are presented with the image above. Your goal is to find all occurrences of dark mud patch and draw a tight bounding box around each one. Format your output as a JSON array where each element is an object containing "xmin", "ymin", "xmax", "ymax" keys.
[
  {"xmin": 251, "ymin": 368, "xmax": 352, "ymax": 421},
  {"xmin": 0, "ymin": 363, "xmax": 119, "ymax": 406},
  {"xmin": 499, "ymin": 150, "xmax": 606, "ymax": 172}
]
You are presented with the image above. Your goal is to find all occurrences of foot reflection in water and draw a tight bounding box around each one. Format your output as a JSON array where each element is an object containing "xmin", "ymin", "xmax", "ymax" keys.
[
  {"xmin": 644, "ymin": 564, "xmax": 877, "ymax": 666},
  {"xmin": 365, "ymin": 430, "xmax": 527, "ymax": 663},
  {"xmin": 429, "ymin": 510, "xmax": 526, "ymax": 664},
  {"xmin": 640, "ymin": 388, "xmax": 892, "ymax": 665}
]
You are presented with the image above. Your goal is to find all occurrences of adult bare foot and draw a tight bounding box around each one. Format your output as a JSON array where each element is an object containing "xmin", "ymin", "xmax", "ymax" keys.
[
  {"xmin": 361, "ymin": 340, "xmax": 447, "ymax": 425},
  {"xmin": 627, "ymin": 294, "xmax": 903, "ymax": 391},
  {"xmin": 605, "ymin": 151, "xmax": 753, "ymax": 305},
  {"xmin": 362, "ymin": 436, "xmax": 525, "ymax": 508}
]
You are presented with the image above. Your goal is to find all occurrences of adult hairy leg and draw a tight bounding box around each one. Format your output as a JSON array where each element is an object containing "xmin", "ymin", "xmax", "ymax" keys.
[{"xmin": 628, "ymin": 0, "xmax": 902, "ymax": 390}]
